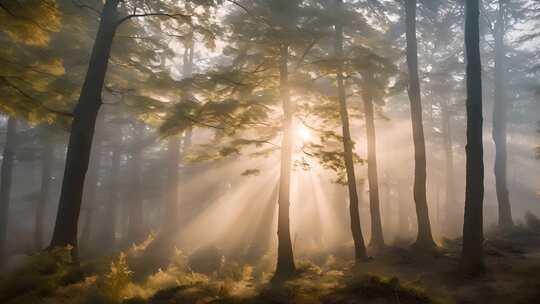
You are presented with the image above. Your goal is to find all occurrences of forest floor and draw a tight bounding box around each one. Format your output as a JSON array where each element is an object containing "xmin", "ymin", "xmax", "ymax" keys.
[{"xmin": 1, "ymin": 218, "xmax": 540, "ymax": 304}]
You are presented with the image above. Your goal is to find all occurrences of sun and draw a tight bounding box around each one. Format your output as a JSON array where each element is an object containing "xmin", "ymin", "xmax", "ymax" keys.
[{"xmin": 297, "ymin": 124, "xmax": 312, "ymax": 142}]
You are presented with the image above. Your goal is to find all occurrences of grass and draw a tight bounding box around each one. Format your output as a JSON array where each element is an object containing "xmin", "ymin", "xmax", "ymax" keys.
[{"xmin": 2, "ymin": 222, "xmax": 540, "ymax": 304}]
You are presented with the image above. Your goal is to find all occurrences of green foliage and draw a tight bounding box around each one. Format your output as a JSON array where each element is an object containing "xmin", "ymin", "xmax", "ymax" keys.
[{"xmin": 0, "ymin": 0, "xmax": 61, "ymax": 46}]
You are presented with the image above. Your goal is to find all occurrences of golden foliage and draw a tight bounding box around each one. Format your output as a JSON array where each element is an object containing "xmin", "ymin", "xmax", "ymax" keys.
[{"xmin": 0, "ymin": 0, "xmax": 62, "ymax": 46}]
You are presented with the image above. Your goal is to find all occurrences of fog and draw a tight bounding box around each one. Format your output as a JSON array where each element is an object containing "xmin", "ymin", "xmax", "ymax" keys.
[{"xmin": 0, "ymin": 1, "xmax": 539, "ymax": 303}]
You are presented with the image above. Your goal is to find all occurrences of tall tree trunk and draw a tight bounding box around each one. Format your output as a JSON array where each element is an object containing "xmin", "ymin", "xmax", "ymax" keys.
[
  {"xmin": 274, "ymin": 43, "xmax": 296, "ymax": 279},
  {"xmin": 80, "ymin": 112, "xmax": 105, "ymax": 251},
  {"xmin": 492, "ymin": 0, "xmax": 513, "ymax": 228},
  {"xmin": 127, "ymin": 122, "xmax": 145, "ymax": 243},
  {"xmin": 362, "ymin": 83, "xmax": 384, "ymax": 247},
  {"xmin": 335, "ymin": 0, "xmax": 367, "ymax": 262},
  {"xmin": 35, "ymin": 129, "xmax": 54, "ymax": 250},
  {"xmin": 0, "ymin": 117, "xmax": 17, "ymax": 268},
  {"xmin": 404, "ymin": 0, "xmax": 435, "ymax": 248},
  {"xmin": 460, "ymin": 0, "xmax": 485, "ymax": 274},
  {"xmin": 441, "ymin": 99, "xmax": 458, "ymax": 236},
  {"xmin": 49, "ymin": 0, "xmax": 119, "ymax": 260}
]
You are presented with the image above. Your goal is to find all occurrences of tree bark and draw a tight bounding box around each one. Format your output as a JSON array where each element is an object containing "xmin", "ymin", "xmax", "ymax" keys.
[
  {"xmin": 492, "ymin": 0, "xmax": 513, "ymax": 229},
  {"xmin": 404, "ymin": 0, "xmax": 436, "ymax": 248},
  {"xmin": 460, "ymin": 0, "xmax": 485, "ymax": 274},
  {"xmin": 362, "ymin": 83, "xmax": 384, "ymax": 248},
  {"xmin": 274, "ymin": 43, "xmax": 296, "ymax": 279},
  {"xmin": 35, "ymin": 129, "xmax": 54, "ymax": 250},
  {"xmin": 335, "ymin": 0, "xmax": 367, "ymax": 262},
  {"xmin": 49, "ymin": 0, "xmax": 119, "ymax": 260},
  {"xmin": 0, "ymin": 117, "xmax": 17, "ymax": 268}
]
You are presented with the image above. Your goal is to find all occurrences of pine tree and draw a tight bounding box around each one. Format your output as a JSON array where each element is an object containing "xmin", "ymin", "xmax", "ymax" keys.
[
  {"xmin": 404, "ymin": 0, "xmax": 436, "ymax": 249},
  {"xmin": 460, "ymin": 0, "xmax": 485, "ymax": 275},
  {"xmin": 0, "ymin": 117, "xmax": 17, "ymax": 268}
]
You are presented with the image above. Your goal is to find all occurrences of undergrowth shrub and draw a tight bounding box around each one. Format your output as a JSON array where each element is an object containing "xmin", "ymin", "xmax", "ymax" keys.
[
  {"xmin": 0, "ymin": 246, "xmax": 77, "ymax": 303},
  {"xmin": 99, "ymin": 252, "xmax": 133, "ymax": 302}
]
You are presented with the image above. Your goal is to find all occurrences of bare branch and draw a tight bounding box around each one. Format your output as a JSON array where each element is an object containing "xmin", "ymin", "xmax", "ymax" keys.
[
  {"xmin": 71, "ymin": 0, "xmax": 100, "ymax": 16},
  {"xmin": 116, "ymin": 12, "xmax": 191, "ymax": 27}
]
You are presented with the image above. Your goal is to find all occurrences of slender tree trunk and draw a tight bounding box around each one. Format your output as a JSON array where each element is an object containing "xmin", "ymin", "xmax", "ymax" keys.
[
  {"xmin": 127, "ymin": 122, "xmax": 145, "ymax": 243},
  {"xmin": 362, "ymin": 83, "xmax": 384, "ymax": 247},
  {"xmin": 492, "ymin": 0, "xmax": 513, "ymax": 228},
  {"xmin": 335, "ymin": 0, "xmax": 367, "ymax": 262},
  {"xmin": 0, "ymin": 117, "xmax": 17, "ymax": 268},
  {"xmin": 35, "ymin": 129, "xmax": 54, "ymax": 250},
  {"xmin": 460, "ymin": 0, "xmax": 485, "ymax": 274},
  {"xmin": 49, "ymin": 0, "xmax": 119, "ymax": 260},
  {"xmin": 274, "ymin": 43, "xmax": 296, "ymax": 279},
  {"xmin": 404, "ymin": 0, "xmax": 436, "ymax": 248},
  {"xmin": 441, "ymin": 99, "xmax": 458, "ymax": 236}
]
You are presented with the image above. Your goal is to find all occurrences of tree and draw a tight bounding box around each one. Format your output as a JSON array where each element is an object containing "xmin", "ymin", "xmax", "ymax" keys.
[
  {"xmin": 273, "ymin": 41, "xmax": 297, "ymax": 278},
  {"xmin": 362, "ymin": 74, "xmax": 384, "ymax": 248},
  {"xmin": 272, "ymin": 0, "xmax": 300, "ymax": 280},
  {"xmin": 48, "ymin": 0, "xmax": 121, "ymax": 259},
  {"xmin": 491, "ymin": 0, "xmax": 513, "ymax": 228},
  {"xmin": 0, "ymin": 117, "xmax": 17, "ymax": 268},
  {"xmin": 48, "ymin": 0, "xmax": 208, "ymax": 259},
  {"xmin": 460, "ymin": 0, "xmax": 485, "ymax": 275},
  {"xmin": 404, "ymin": 0, "xmax": 435, "ymax": 249},
  {"xmin": 334, "ymin": 0, "xmax": 367, "ymax": 262}
]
